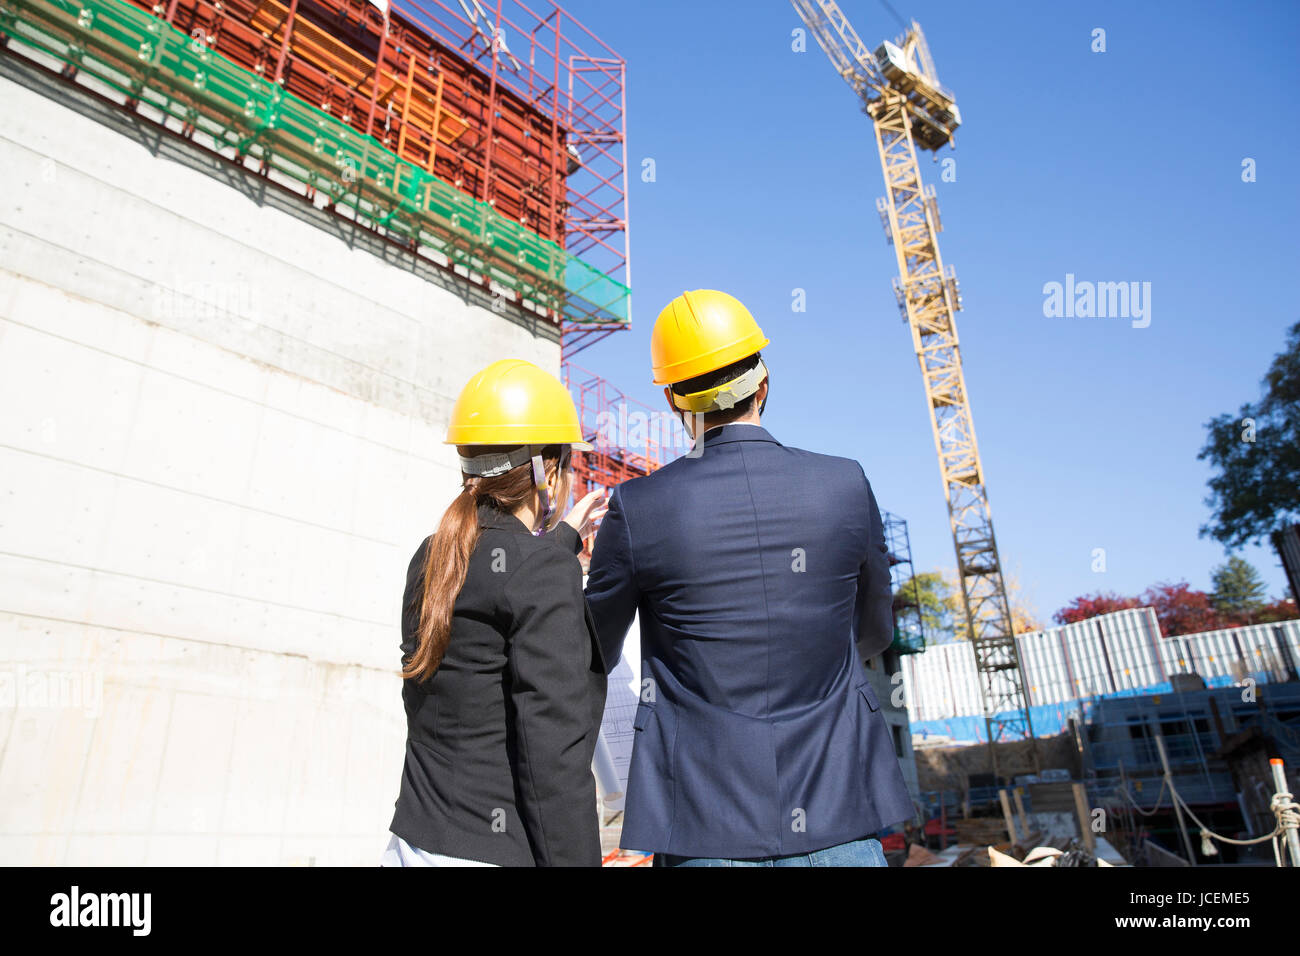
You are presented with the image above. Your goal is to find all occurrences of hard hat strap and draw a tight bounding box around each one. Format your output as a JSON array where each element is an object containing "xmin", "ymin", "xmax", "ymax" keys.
[
  {"xmin": 677, "ymin": 409, "xmax": 707, "ymax": 443},
  {"xmin": 670, "ymin": 360, "xmax": 768, "ymax": 414},
  {"xmin": 530, "ymin": 448, "xmax": 553, "ymax": 536},
  {"xmin": 459, "ymin": 444, "xmax": 561, "ymax": 534}
]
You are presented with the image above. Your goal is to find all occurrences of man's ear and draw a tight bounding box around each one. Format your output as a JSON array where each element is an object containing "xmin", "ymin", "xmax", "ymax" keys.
[{"xmin": 663, "ymin": 385, "xmax": 676, "ymax": 415}]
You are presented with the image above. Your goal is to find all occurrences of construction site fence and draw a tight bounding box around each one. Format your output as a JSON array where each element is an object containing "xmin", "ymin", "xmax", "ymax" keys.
[{"xmin": 903, "ymin": 608, "xmax": 1300, "ymax": 731}]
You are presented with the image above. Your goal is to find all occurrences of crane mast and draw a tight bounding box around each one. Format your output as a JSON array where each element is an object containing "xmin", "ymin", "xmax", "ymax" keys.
[{"xmin": 793, "ymin": 0, "xmax": 1038, "ymax": 776}]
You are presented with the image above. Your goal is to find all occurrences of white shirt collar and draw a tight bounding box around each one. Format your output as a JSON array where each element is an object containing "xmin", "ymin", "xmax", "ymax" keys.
[{"xmin": 703, "ymin": 421, "xmax": 763, "ymax": 436}]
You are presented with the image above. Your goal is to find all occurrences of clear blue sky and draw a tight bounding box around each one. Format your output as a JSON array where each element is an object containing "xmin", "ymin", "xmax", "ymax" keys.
[{"xmin": 557, "ymin": 0, "xmax": 1300, "ymax": 623}]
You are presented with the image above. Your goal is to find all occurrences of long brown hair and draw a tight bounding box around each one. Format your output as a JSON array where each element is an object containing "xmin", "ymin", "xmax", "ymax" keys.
[{"xmin": 402, "ymin": 444, "xmax": 569, "ymax": 682}]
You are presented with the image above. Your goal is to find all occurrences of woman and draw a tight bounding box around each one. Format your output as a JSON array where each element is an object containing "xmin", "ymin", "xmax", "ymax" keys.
[{"xmin": 382, "ymin": 359, "xmax": 607, "ymax": 867}]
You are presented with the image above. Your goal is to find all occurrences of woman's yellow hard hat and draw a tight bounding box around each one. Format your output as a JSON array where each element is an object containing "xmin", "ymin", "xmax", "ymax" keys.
[
  {"xmin": 445, "ymin": 359, "xmax": 592, "ymax": 451},
  {"xmin": 650, "ymin": 289, "xmax": 770, "ymax": 385}
]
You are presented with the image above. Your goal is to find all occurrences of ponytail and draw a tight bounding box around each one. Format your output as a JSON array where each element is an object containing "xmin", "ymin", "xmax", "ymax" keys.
[
  {"xmin": 402, "ymin": 445, "xmax": 566, "ymax": 682},
  {"xmin": 402, "ymin": 480, "xmax": 484, "ymax": 682}
]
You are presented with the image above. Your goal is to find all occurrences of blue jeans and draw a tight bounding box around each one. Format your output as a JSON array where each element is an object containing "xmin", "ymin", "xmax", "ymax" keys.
[{"xmin": 655, "ymin": 836, "xmax": 888, "ymax": 867}]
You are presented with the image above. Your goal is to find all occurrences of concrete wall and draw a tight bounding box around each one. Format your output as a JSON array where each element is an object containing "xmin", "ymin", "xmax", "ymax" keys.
[
  {"xmin": 862, "ymin": 649, "xmax": 921, "ymax": 809},
  {"xmin": 0, "ymin": 57, "xmax": 561, "ymax": 865}
]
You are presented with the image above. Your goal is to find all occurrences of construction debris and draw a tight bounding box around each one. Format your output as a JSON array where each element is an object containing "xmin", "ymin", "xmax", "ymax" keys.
[
  {"xmin": 903, "ymin": 842, "xmax": 942, "ymax": 867},
  {"xmin": 952, "ymin": 817, "xmax": 1011, "ymax": 845},
  {"xmin": 986, "ymin": 834, "xmax": 1114, "ymax": 867},
  {"xmin": 914, "ymin": 829, "xmax": 1121, "ymax": 867}
]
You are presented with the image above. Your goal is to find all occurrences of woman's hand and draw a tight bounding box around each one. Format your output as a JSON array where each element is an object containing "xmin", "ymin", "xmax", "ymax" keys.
[{"xmin": 563, "ymin": 489, "xmax": 608, "ymax": 537}]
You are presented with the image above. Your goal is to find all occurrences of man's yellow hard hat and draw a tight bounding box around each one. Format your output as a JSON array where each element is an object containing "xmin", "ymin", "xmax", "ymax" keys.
[
  {"xmin": 445, "ymin": 359, "xmax": 592, "ymax": 451},
  {"xmin": 650, "ymin": 289, "xmax": 770, "ymax": 385}
]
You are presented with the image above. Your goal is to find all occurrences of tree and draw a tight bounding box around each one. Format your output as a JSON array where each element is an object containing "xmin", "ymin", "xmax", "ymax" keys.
[
  {"xmin": 1254, "ymin": 598, "xmax": 1300, "ymax": 624},
  {"xmin": 1053, "ymin": 562, "xmax": 1299, "ymax": 634},
  {"xmin": 1005, "ymin": 570, "xmax": 1043, "ymax": 634},
  {"xmin": 1010, "ymin": 605, "xmax": 1042, "ymax": 635},
  {"xmin": 1053, "ymin": 583, "xmax": 1221, "ymax": 636},
  {"xmin": 1053, "ymin": 591, "xmax": 1141, "ymax": 626},
  {"xmin": 894, "ymin": 571, "xmax": 956, "ymax": 641},
  {"xmin": 1209, "ymin": 556, "xmax": 1267, "ymax": 622},
  {"xmin": 1054, "ymin": 579, "xmax": 1298, "ymax": 633},
  {"xmin": 1198, "ymin": 321, "xmax": 1300, "ymax": 549},
  {"xmin": 932, "ymin": 568, "xmax": 1042, "ymax": 639},
  {"xmin": 1141, "ymin": 581, "xmax": 1224, "ymax": 637}
]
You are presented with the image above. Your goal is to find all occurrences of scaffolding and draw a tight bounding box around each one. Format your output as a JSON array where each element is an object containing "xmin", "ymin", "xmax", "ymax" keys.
[
  {"xmin": 2, "ymin": 0, "xmax": 652, "ymax": 560},
  {"xmin": 882, "ymin": 510, "xmax": 926, "ymax": 655},
  {"xmin": 564, "ymin": 360, "xmax": 689, "ymax": 566},
  {"xmin": 1, "ymin": 0, "xmax": 630, "ymax": 327}
]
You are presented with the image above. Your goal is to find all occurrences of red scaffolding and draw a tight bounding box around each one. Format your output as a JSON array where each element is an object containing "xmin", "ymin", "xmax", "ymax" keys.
[
  {"xmin": 9, "ymin": 0, "xmax": 646, "ymax": 516},
  {"xmin": 564, "ymin": 360, "xmax": 689, "ymax": 565},
  {"xmin": 387, "ymin": 0, "xmax": 631, "ymax": 343},
  {"xmin": 123, "ymin": 0, "xmax": 629, "ymax": 329}
]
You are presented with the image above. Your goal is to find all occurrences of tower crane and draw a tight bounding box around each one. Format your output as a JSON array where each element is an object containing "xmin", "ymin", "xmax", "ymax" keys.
[{"xmin": 791, "ymin": 0, "xmax": 1038, "ymax": 776}]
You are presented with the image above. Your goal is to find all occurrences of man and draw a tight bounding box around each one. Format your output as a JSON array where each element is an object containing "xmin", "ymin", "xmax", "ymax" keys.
[{"xmin": 584, "ymin": 289, "xmax": 913, "ymax": 866}]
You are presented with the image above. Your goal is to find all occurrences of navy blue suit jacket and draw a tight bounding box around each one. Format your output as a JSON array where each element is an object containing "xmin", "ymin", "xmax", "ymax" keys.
[{"xmin": 584, "ymin": 423, "xmax": 914, "ymax": 858}]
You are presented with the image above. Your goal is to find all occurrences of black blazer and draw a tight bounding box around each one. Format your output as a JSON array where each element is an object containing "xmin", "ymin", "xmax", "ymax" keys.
[{"xmin": 389, "ymin": 502, "xmax": 607, "ymax": 866}]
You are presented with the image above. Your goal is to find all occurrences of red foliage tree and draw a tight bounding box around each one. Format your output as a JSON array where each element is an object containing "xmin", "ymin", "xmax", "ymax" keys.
[
  {"xmin": 1054, "ymin": 586, "xmax": 1296, "ymax": 635},
  {"xmin": 1139, "ymin": 581, "xmax": 1225, "ymax": 636},
  {"xmin": 1253, "ymin": 598, "xmax": 1300, "ymax": 624},
  {"xmin": 1052, "ymin": 592, "xmax": 1141, "ymax": 626}
]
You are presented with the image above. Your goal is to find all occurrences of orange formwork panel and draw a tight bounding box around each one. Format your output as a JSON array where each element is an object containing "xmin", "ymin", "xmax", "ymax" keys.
[
  {"xmin": 116, "ymin": 0, "xmax": 629, "ymax": 332},
  {"xmin": 133, "ymin": 0, "xmax": 577, "ymax": 247}
]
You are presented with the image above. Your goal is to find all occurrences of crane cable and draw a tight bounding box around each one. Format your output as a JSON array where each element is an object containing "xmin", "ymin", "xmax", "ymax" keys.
[{"xmin": 876, "ymin": 0, "xmax": 907, "ymax": 33}]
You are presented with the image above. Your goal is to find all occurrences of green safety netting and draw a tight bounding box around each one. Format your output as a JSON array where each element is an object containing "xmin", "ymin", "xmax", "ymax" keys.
[
  {"xmin": 0, "ymin": 0, "xmax": 630, "ymax": 325},
  {"xmin": 891, "ymin": 624, "xmax": 926, "ymax": 655}
]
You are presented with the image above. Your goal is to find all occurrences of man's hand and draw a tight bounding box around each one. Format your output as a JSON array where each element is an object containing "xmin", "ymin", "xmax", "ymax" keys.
[{"xmin": 563, "ymin": 489, "xmax": 608, "ymax": 538}]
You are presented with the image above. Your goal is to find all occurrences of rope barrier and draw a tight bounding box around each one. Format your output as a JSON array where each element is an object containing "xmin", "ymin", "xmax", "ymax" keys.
[
  {"xmin": 1170, "ymin": 781, "xmax": 1299, "ymax": 866},
  {"xmin": 1113, "ymin": 778, "xmax": 1168, "ymax": 817}
]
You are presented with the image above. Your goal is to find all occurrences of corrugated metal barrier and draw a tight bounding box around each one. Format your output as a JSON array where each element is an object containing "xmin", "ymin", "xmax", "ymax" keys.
[{"xmin": 902, "ymin": 608, "xmax": 1300, "ymax": 740}]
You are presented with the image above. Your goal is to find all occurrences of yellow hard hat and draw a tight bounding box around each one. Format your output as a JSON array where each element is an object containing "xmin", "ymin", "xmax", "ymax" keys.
[
  {"xmin": 445, "ymin": 359, "xmax": 592, "ymax": 452},
  {"xmin": 650, "ymin": 289, "xmax": 770, "ymax": 385}
]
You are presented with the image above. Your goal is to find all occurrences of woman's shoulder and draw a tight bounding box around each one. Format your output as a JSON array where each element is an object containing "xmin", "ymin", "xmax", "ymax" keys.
[
  {"xmin": 402, "ymin": 522, "xmax": 582, "ymax": 605},
  {"xmin": 477, "ymin": 518, "xmax": 581, "ymax": 558},
  {"xmin": 478, "ymin": 523, "xmax": 580, "ymax": 582}
]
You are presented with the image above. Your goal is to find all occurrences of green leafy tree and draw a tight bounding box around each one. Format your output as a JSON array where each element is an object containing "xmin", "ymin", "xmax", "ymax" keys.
[
  {"xmin": 1198, "ymin": 320, "xmax": 1300, "ymax": 548},
  {"xmin": 1209, "ymin": 556, "xmax": 1267, "ymax": 620},
  {"xmin": 910, "ymin": 568, "xmax": 1042, "ymax": 640},
  {"xmin": 894, "ymin": 571, "xmax": 956, "ymax": 641}
]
